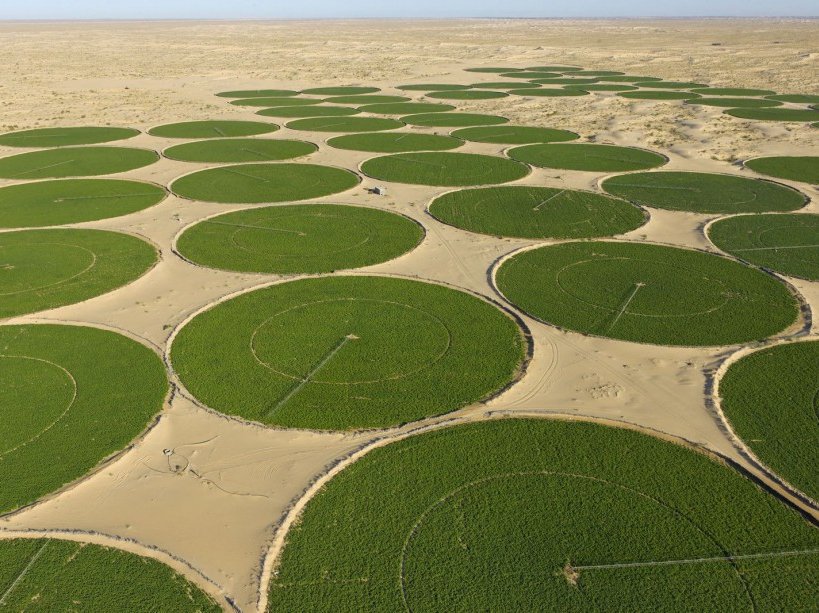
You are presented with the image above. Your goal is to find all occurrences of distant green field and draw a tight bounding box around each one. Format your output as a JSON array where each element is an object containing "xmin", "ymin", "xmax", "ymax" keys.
[
  {"xmin": 510, "ymin": 88, "xmax": 589, "ymax": 97},
  {"xmin": 566, "ymin": 84, "xmax": 638, "ymax": 92},
  {"xmin": 176, "ymin": 204, "xmax": 423, "ymax": 274},
  {"xmin": 361, "ymin": 152, "xmax": 529, "ymax": 186},
  {"xmin": 596, "ymin": 75, "xmax": 663, "ymax": 82},
  {"xmin": 257, "ymin": 105, "xmax": 360, "ymax": 118},
  {"xmin": 357, "ymin": 102, "xmax": 456, "ymax": 114},
  {"xmin": 324, "ymin": 94, "xmax": 411, "ymax": 104},
  {"xmin": 708, "ymin": 213, "xmax": 819, "ymax": 281},
  {"xmin": 0, "ymin": 324, "xmax": 167, "ymax": 513},
  {"xmin": 0, "ymin": 539, "xmax": 218, "ymax": 611},
  {"xmin": 470, "ymin": 82, "xmax": 542, "ymax": 90},
  {"xmin": 301, "ymin": 86, "xmax": 380, "ymax": 95},
  {"xmin": 744, "ymin": 156, "xmax": 819, "ymax": 184},
  {"xmin": 0, "ymin": 147, "xmax": 159, "ymax": 179},
  {"xmin": 719, "ymin": 341, "xmax": 819, "ymax": 502},
  {"xmin": 284, "ymin": 117, "xmax": 404, "ymax": 132},
  {"xmin": 498, "ymin": 71, "xmax": 562, "ymax": 79},
  {"xmin": 602, "ymin": 171, "xmax": 806, "ymax": 214},
  {"xmin": 426, "ymin": 90, "xmax": 509, "ymax": 100},
  {"xmin": 171, "ymin": 276, "xmax": 526, "ymax": 430},
  {"xmin": 450, "ymin": 125, "xmax": 578, "ymax": 144},
  {"xmin": 170, "ymin": 163, "xmax": 359, "ymax": 203},
  {"xmin": 229, "ymin": 96, "xmax": 323, "ymax": 107},
  {"xmin": 0, "ymin": 179, "xmax": 166, "ymax": 228},
  {"xmin": 526, "ymin": 65, "xmax": 583, "ymax": 72},
  {"xmin": 0, "ymin": 127, "xmax": 139, "ymax": 148},
  {"xmin": 327, "ymin": 132, "xmax": 463, "ymax": 153},
  {"xmin": 619, "ymin": 91, "xmax": 700, "ymax": 100},
  {"xmin": 633, "ymin": 81, "xmax": 708, "ymax": 89},
  {"xmin": 689, "ymin": 87, "xmax": 777, "ymax": 97},
  {"xmin": 496, "ymin": 241, "xmax": 798, "ymax": 346},
  {"xmin": 508, "ymin": 143, "xmax": 667, "ymax": 172},
  {"xmin": 268, "ymin": 418, "xmax": 819, "ymax": 611},
  {"xmin": 765, "ymin": 94, "xmax": 819, "ymax": 103},
  {"xmin": 725, "ymin": 108, "xmax": 819, "ymax": 122},
  {"xmin": 215, "ymin": 89, "xmax": 299, "ymax": 98},
  {"xmin": 401, "ymin": 112, "xmax": 509, "ymax": 127},
  {"xmin": 686, "ymin": 97, "xmax": 782, "ymax": 108},
  {"xmin": 429, "ymin": 186, "xmax": 646, "ymax": 239},
  {"xmin": 396, "ymin": 84, "xmax": 471, "ymax": 91},
  {"xmin": 147, "ymin": 120, "xmax": 278, "ymax": 138},
  {"xmin": 163, "ymin": 138, "xmax": 317, "ymax": 163},
  {"xmin": 0, "ymin": 229, "xmax": 158, "ymax": 319},
  {"xmin": 571, "ymin": 70, "xmax": 626, "ymax": 76},
  {"xmin": 531, "ymin": 77, "xmax": 600, "ymax": 85}
]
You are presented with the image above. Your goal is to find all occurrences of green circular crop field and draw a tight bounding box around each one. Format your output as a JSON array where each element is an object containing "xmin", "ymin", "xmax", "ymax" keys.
[
  {"xmin": 725, "ymin": 108, "xmax": 819, "ymax": 122},
  {"xmin": 284, "ymin": 117, "xmax": 404, "ymax": 132},
  {"xmin": 690, "ymin": 87, "xmax": 777, "ymax": 97},
  {"xmin": 601, "ymin": 171, "xmax": 806, "ymax": 214},
  {"xmin": 719, "ymin": 341, "xmax": 819, "ymax": 502},
  {"xmin": 229, "ymin": 97, "xmax": 323, "ymax": 107},
  {"xmin": 566, "ymin": 84, "xmax": 638, "ymax": 92},
  {"xmin": 267, "ymin": 418, "xmax": 819, "ymax": 611},
  {"xmin": 401, "ymin": 113, "xmax": 509, "ymax": 127},
  {"xmin": 708, "ymin": 214, "xmax": 819, "ymax": 281},
  {"xmin": 327, "ymin": 133, "xmax": 462, "ymax": 153},
  {"xmin": 215, "ymin": 89, "xmax": 299, "ymax": 98},
  {"xmin": 257, "ymin": 105, "xmax": 359, "ymax": 118},
  {"xmin": 325, "ymin": 94, "xmax": 411, "ymax": 104},
  {"xmin": 498, "ymin": 71, "xmax": 562, "ymax": 79},
  {"xmin": 0, "ymin": 147, "xmax": 159, "ymax": 179},
  {"xmin": 170, "ymin": 163, "xmax": 359, "ymax": 204},
  {"xmin": 170, "ymin": 276, "xmax": 526, "ymax": 430},
  {"xmin": 495, "ymin": 241, "xmax": 798, "ymax": 346},
  {"xmin": 508, "ymin": 143, "xmax": 667, "ymax": 172},
  {"xmin": 530, "ymin": 77, "xmax": 600, "ymax": 85},
  {"xmin": 428, "ymin": 186, "xmax": 646, "ymax": 239},
  {"xmin": 765, "ymin": 94, "xmax": 819, "ymax": 103},
  {"xmin": 526, "ymin": 65, "xmax": 583, "ymax": 72},
  {"xmin": 163, "ymin": 138, "xmax": 317, "ymax": 163},
  {"xmin": 0, "ymin": 229, "xmax": 158, "ymax": 319},
  {"xmin": 596, "ymin": 75, "xmax": 663, "ymax": 82},
  {"xmin": 176, "ymin": 204, "xmax": 423, "ymax": 274},
  {"xmin": 0, "ymin": 179, "xmax": 166, "ymax": 228},
  {"xmin": 0, "ymin": 127, "xmax": 139, "ymax": 148},
  {"xmin": 686, "ymin": 97, "xmax": 782, "ymax": 108},
  {"xmin": 300, "ymin": 86, "xmax": 380, "ymax": 96},
  {"xmin": 634, "ymin": 81, "xmax": 707, "ymax": 89},
  {"xmin": 357, "ymin": 102, "xmax": 456, "ymax": 115},
  {"xmin": 572, "ymin": 70, "xmax": 625, "ymax": 76},
  {"xmin": 396, "ymin": 84, "xmax": 471, "ymax": 91},
  {"xmin": 450, "ymin": 125, "xmax": 579, "ymax": 144},
  {"xmin": 511, "ymin": 88, "xmax": 589, "ymax": 97},
  {"xmin": 619, "ymin": 91, "xmax": 700, "ymax": 100},
  {"xmin": 744, "ymin": 156, "xmax": 819, "ymax": 184},
  {"xmin": 0, "ymin": 539, "xmax": 218, "ymax": 611},
  {"xmin": 470, "ymin": 82, "xmax": 542, "ymax": 90},
  {"xmin": 0, "ymin": 324, "xmax": 167, "ymax": 513},
  {"xmin": 361, "ymin": 152, "xmax": 529, "ymax": 187},
  {"xmin": 426, "ymin": 90, "xmax": 508, "ymax": 100},
  {"xmin": 147, "ymin": 120, "xmax": 278, "ymax": 138}
]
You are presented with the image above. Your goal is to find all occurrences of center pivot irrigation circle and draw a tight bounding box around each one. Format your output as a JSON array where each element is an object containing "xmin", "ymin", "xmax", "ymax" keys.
[
  {"xmin": 508, "ymin": 143, "xmax": 667, "ymax": 172},
  {"xmin": 0, "ymin": 146, "xmax": 159, "ymax": 179},
  {"xmin": 175, "ymin": 204, "xmax": 424, "ymax": 274},
  {"xmin": 147, "ymin": 120, "xmax": 279, "ymax": 138},
  {"xmin": 495, "ymin": 241, "xmax": 799, "ymax": 346},
  {"xmin": 0, "ymin": 126, "xmax": 140, "ymax": 148},
  {"xmin": 170, "ymin": 163, "xmax": 360, "ymax": 204},
  {"xmin": 361, "ymin": 152, "xmax": 529, "ymax": 187},
  {"xmin": 170, "ymin": 276, "xmax": 527, "ymax": 430},
  {"xmin": 162, "ymin": 138, "xmax": 318, "ymax": 163}
]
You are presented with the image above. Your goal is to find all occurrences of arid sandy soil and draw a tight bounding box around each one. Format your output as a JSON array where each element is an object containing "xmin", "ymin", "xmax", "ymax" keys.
[{"xmin": 0, "ymin": 19, "xmax": 817, "ymax": 612}]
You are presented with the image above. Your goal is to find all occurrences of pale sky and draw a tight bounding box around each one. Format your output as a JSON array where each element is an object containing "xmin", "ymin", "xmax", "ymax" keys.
[{"xmin": 1, "ymin": 0, "xmax": 817, "ymax": 20}]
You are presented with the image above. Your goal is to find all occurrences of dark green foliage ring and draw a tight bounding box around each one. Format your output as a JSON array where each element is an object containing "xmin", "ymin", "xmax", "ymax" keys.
[
  {"xmin": 170, "ymin": 276, "xmax": 526, "ymax": 430},
  {"xmin": 0, "ymin": 127, "xmax": 139, "ymax": 148},
  {"xmin": 509, "ymin": 143, "xmax": 667, "ymax": 172},
  {"xmin": 361, "ymin": 152, "xmax": 529, "ymax": 187},
  {"xmin": 495, "ymin": 241, "xmax": 799, "ymax": 346}
]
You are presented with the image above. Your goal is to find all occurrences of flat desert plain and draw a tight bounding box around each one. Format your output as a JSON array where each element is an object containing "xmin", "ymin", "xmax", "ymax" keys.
[{"xmin": 0, "ymin": 18, "xmax": 817, "ymax": 611}]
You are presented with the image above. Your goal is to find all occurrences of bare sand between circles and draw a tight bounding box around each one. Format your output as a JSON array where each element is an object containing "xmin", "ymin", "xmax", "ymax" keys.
[{"xmin": 0, "ymin": 17, "xmax": 818, "ymax": 612}]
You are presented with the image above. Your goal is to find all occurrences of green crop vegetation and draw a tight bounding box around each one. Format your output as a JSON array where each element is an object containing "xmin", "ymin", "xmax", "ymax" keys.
[
  {"xmin": 633, "ymin": 81, "xmax": 708, "ymax": 89},
  {"xmin": 595, "ymin": 75, "xmax": 663, "ymax": 82},
  {"xmin": 497, "ymin": 71, "xmax": 562, "ymax": 79},
  {"xmin": 257, "ymin": 105, "xmax": 360, "ymax": 118},
  {"xmin": 765, "ymin": 94, "xmax": 819, "ymax": 103},
  {"xmin": 687, "ymin": 98, "xmax": 782, "ymax": 108},
  {"xmin": 171, "ymin": 276, "xmax": 526, "ymax": 430},
  {"xmin": 0, "ymin": 324, "xmax": 167, "ymax": 513},
  {"xmin": 689, "ymin": 87, "xmax": 777, "ymax": 97},
  {"xmin": 229, "ymin": 97, "xmax": 324, "ymax": 107},
  {"xmin": 284, "ymin": 117, "xmax": 404, "ymax": 132},
  {"xmin": 324, "ymin": 95, "xmax": 411, "ymax": 104},
  {"xmin": 470, "ymin": 82, "xmax": 542, "ymax": 90},
  {"xmin": 326, "ymin": 133, "xmax": 463, "ymax": 153},
  {"xmin": 708, "ymin": 213, "xmax": 819, "ymax": 281},
  {"xmin": 719, "ymin": 341, "xmax": 819, "ymax": 502},
  {"xmin": 508, "ymin": 143, "xmax": 667, "ymax": 172},
  {"xmin": 215, "ymin": 89, "xmax": 299, "ymax": 98},
  {"xmin": 566, "ymin": 84, "xmax": 638, "ymax": 91},
  {"xmin": 571, "ymin": 70, "xmax": 626, "ymax": 76},
  {"xmin": 301, "ymin": 86, "xmax": 380, "ymax": 95},
  {"xmin": 429, "ymin": 186, "xmax": 646, "ymax": 239},
  {"xmin": 744, "ymin": 156, "xmax": 819, "ymax": 184},
  {"xmin": 511, "ymin": 88, "xmax": 589, "ymax": 97},
  {"xmin": 0, "ymin": 179, "xmax": 166, "ymax": 228},
  {"xmin": 396, "ymin": 84, "xmax": 471, "ymax": 91},
  {"xmin": 401, "ymin": 112, "xmax": 509, "ymax": 127},
  {"xmin": 170, "ymin": 163, "xmax": 359, "ymax": 203},
  {"xmin": 268, "ymin": 418, "xmax": 819, "ymax": 611},
  {"xmin": 357, "ymin": 102, "xmax": 456, "ymax": 114},
  {"xmin": 0, "ymin": 147, "xmax": 159, "ymax": 179},
  {"xmin": 147, "ymin": 120, "xmax": 278, "ymax": 138},
  {"xmin": 526, "ymin": 65, "xmax": 583, "ymax": 72},
  {"xmin": 0, "ymin": 127, "xmax": 139, "ymax": 148},
  {"xmin": 163, "ymin": 138, "xmax": 317, "ymax": 163},
  {"xmin": 0, "ymin": 229, "xmax": 158, "ymax": 319},
  {"xmin": 426, "ymin": 90, "xmax": 508, "ymax": 100},
  {"xmin": 725, "ymin": 108, "xmax": 819, "ymax": 122},
  {"xmin": 496, "ymin": 241, "xmax": 798, "ymax": 346},
  {"xmin": 0, "ymin": 539, "xmax": 218, "ymax": 611},
  {"xmin": 602, "ymin": 171, "xmax": 806, "ymax": 214},
  {"xmin": 361, "ymin": 152, "xmax": 529, "ymax": 187},
  {"xmin": 450, "ymin": 125, "xmax": 579, "ymax": 144},
  {"xmin": 619, "ymin": 90, "xmax": 700, "ymax": 100},
  {"xmin": 175, "ymin": 204, "xmax": 423, "ymax": 274},
  {"xmin": 530, "ymin": 77, "xmax": 600, "ymax": 85}
]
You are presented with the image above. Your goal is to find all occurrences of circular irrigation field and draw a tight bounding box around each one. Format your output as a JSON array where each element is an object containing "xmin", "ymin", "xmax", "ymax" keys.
[
  {"xmin": 326, "ymin": 132, "xmax": 462, "ymax": 153},
  {"xmin": 619, "ymin": 91, "xmax": 699, "ymax": 101},
  {"xmin": 601, "ymin": 171, "xmax": 807, "ymax": 214},
  {"xmin": 0, "ymin": 147, "xmax": 159, "ymax": 180},
  {"xmin": 0, "ymin": 179, "xmax": 166, "ymax": 228},
  {"xmin": 147, "ymin": 120, "xmax": 279, "ymax": 138},
  {"xmin": 0, "ymin": 539, "xmax": 218, "ymax": 611},
  {"xmin": 400, "ymin": 113, "xmax": 509, "ymax": 128},
  {"xmin": 361, "ymin": 152, "xmax": 529, "ymax": 187},
  {"xmin": 284, "ymin": 117, "xmax": 404, "ymax": 132},
  {"xmin": 495, "ymin": 241, "xmax": 799, "ymax": 346},
  {"xmin": 0, "ymin": 229, "xmax": 158, "ymax": 319},
  {"xmin": 708, "ymin": 214, "xmax": 819, "ymax": 281},
  {"xmin": 357, "ymin": 102, "xmax": 455, "ymax": 115},
  {"xmin": 170, "ymin": 276, "xmax": 526, "ymax": 430},
  {"xmin": 509, "ymin": 88, "xmax": 589, "ymax": 97},
  {"xmin": 744, "ymin": 156, "xmax": 819, "ymax": 185},
  {"xmin": 230, "ymin": 97, "xmax": 323, "ymax": 107},
  {"xmin": 725, "ymin": 108, "xmax": 819, "ymax": 122},
  {"xmin": 175, "ymin": 204, "xmax": 423, "ymax": 274},
  {"xmin": 0, "ymin": 324, "xmax": 167, "ymax": 514},
  {"xmin": 267, "ymin": 419, "xmax": 819, "ymax": 612},
  {"xmin": 170, "ymin": 163, "xmax": 359, "ymax": 204},
  {"xmin": 163, "ymin": 138, "xmax": 317, "ymax": 163},
  {"xmin": 0, "ymin": 127, "xmax": 139, "ymax": 148},
  {"xmin": 450, "ymin": 125, "xmax": 579, "ymax": 144},
  {"xmin": 256, "ymin": 105, "xmax": 360, "ymax": 118},
  {"xmin": 428, "ymin": 186, "xmax": 646, "ymax": 239},
  {"xmin": 325, "ymin": 95, "xmax": 411, "ymax": 104},
  {"xmin": 687, "ymin": 97, "xmax": 782, "ymax": 109},
  {"xmin": 301, "ymin": 86, "xmax": 380, "ymax": 96},
  {"xmin": 508, "ymin": 143, "xmax": 667, "ymax": 172},
  {"xmin": 216, "ymin": 89, "xmax": 299, "ymax": 98},
  {"xmin": 719, "ymin": 341, "xmax": 819, "ymax": 502},
  {"xmin": 425, "ymin": 90, "xmax": 508, "ymax": 100}
]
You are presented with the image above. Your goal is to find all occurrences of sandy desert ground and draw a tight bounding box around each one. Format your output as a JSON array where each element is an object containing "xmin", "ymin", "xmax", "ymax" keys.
[{"xmin": 0, "ymin": 18, "xmax": 817, "ymax": 611}]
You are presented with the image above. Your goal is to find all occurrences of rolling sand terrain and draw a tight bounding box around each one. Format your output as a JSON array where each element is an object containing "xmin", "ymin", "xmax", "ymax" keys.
[{"xmin": 0, "ymin": 18, "xmax": 817, "ymax": 611}]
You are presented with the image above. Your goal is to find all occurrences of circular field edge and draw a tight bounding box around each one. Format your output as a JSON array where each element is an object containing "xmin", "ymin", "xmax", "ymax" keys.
[
  {"xmin": 510, "ymin": 143, "xmax": 670, "ymax": 172},
  {"xmin": 159, "ymin": 139, "xmax": 319, "ymax": 163},
  {"xmin": 741, "ymin": 155, "xmax": 819, "ymax": 186},
  {"xmin": 357, "ymin": 152, "xmax": 532, "ymax": 187}
]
